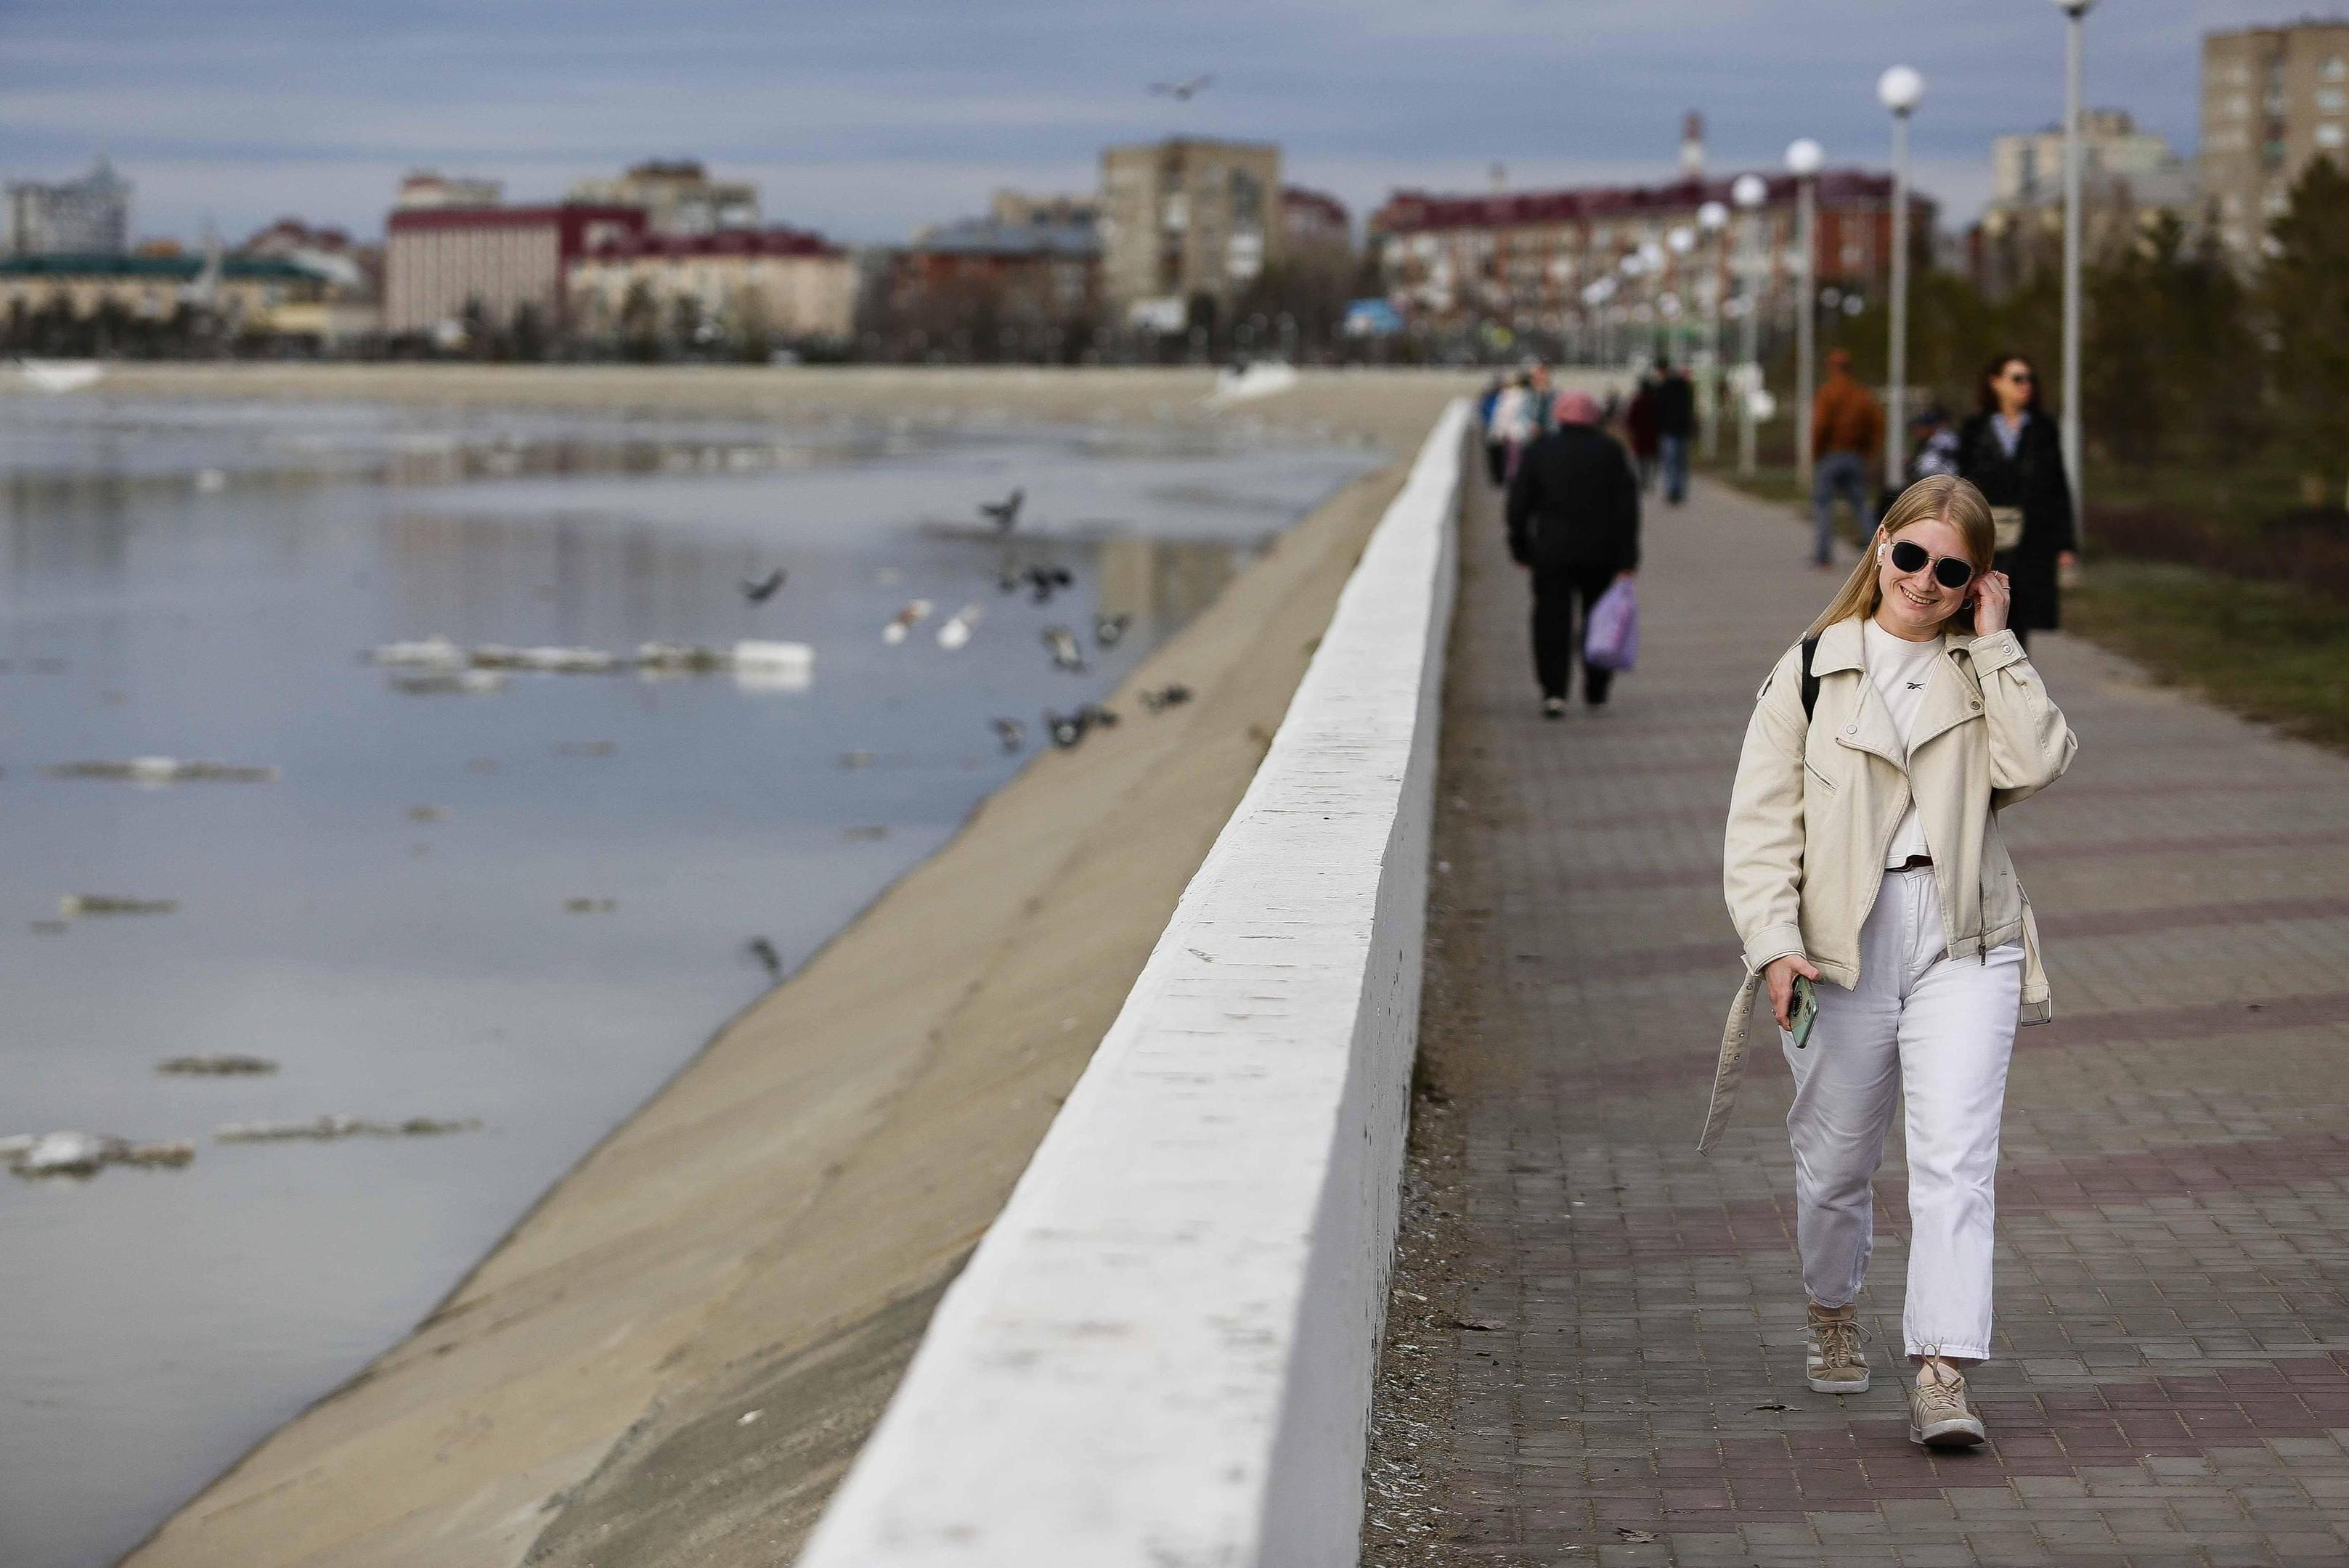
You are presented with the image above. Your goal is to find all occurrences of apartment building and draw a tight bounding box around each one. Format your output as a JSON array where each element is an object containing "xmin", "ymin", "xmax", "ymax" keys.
[
  {"xmin": 567, "ymin": 227, "xmax": 857, "ymax": 344},
  {"xmin": 1099, "ymin": 138, "xmax": 1283, "ymax": 326},
  {"xmin": 567, "ymin": 160, "xmax": 760, "ymax": 236},
  {"xmin": 7, "ymin": 153, "xmax": 132, "ymax": 257},
  {"xmin": 1974, "ymin": 110, "xmax": 2196, "ymax": 291},
  {"xmin": 384, "ymin": 203, "xmax": 644, "ymax": 335},
  {"xmin": 2202, "ymin": 20, "xmax": 2349, "ymax": 261}
]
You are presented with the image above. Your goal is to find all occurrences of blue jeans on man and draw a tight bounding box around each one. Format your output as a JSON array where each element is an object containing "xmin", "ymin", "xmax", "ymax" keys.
[
  {"xmin": 1812, "ymin": 449, "xmax": 1870, "ymax": 565},
  {"xmin": 1659, "ymin": 436, "xmax": 1690, "ymax": 505}
]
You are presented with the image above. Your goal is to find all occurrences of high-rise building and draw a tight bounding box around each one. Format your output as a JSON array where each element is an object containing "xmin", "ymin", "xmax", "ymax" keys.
[
  {"xmin": 1974, "ymin": 110, "xmax": 2195, "ymax": 293},
  {"xmin": 1099, "ymin": 138, "xmax": 1282, "ymax": 326},
  {"xmin": 567, "ymin": 161, "xmax": 759, "ymax": 236},
  {"xmin": 2202, "ymin": 20, "xmax": 2349, "ymax": 261},
  {"xmin": 7, "ymin": 153, "xmax": 132, "ymax": 256}
]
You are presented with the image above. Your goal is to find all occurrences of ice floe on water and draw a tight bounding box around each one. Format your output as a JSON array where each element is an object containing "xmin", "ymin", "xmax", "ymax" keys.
[
  {"xmin": 5, "ymin": 1132, "xmax": 194, "ymax": 1178},
  {"xmin": 46, "ymin": 758, "xmax": 280, "ymax": 784},
  {"xmin": 213, "ymin": 1116, "xmax": 481, "ymax": 1143}
]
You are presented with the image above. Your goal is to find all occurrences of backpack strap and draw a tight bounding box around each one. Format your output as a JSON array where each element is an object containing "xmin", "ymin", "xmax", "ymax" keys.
[{"xmin": 1799, "ymin": 635, "xmax": 1822, "ymax": 721}]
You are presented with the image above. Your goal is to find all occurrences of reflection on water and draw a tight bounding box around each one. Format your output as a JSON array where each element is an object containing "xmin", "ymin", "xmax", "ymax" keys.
[{"xmin": 0, "ymin": 393, "xmax": 1380, "ymax": 1568}]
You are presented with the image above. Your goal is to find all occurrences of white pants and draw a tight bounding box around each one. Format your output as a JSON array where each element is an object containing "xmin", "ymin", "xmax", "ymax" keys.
[{"xmin": 1783, "ymin": 867, "xmax": 2022, "ymax": 1361}]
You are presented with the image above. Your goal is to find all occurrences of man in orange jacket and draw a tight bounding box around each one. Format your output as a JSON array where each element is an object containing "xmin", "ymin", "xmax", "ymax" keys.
[{"xmin": 1810, "ymin": 348, "xmax": 1883, "ymax": 568}]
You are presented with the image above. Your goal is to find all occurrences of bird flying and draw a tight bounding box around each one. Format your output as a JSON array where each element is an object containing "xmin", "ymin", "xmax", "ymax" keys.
[
  {"xmin": 741, "ymin": 568, "xmax": 786, "ymax": 603},
  {"xmin": 1149, "ymin": 75, "xmax": 1213, "ymax": 100}
]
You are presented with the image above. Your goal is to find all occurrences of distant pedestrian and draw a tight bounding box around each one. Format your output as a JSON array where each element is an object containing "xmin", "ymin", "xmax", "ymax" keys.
[
  {"xmin": 1625, "ymin": 369, "xmax": 1662, "ymax": 492},
  {"xmin": 1907, "ymin": 404, "xmax": 1960, "ymax": 482},
  {"xmin": 1810, "ymin": 348, "xmax": 1884, "ymax": 569},
  {"xmin": 1957, "ymin": 354, "xmax": 2077, "ymax": 649},
  {"xmin": 1654, "ymin": 359, "xmax": 1697, "ymax": 505},
  {"xmin": 1527, "ymin": 363, "xmax": 1555, "ymax": 435},
  {"xmin": 1713, "ymin": 473, "xmax": 2077, "ymax": 1452},
  {"xmin": 1478, "ymin": 374, "xmax": 1508, "ymax": 486},
  {"xmin": 1490, "ymin": 372, "xmax": 1536, "ymax": 481},
  {"xmin": 1505, "ymin": 391, "xmax": 1640, "ymax": 719}
]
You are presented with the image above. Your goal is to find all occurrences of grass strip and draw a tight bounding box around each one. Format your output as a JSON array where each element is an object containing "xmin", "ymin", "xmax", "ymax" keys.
[{"xmin": 2064, "ymin": 561, "xmax": 2349, "ymax": 754}]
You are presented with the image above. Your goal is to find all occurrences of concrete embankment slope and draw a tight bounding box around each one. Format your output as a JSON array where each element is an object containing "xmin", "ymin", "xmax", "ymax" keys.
[{"xmin": 121, "ymin": 368, "xmax": 1476, "ymax": 1568}]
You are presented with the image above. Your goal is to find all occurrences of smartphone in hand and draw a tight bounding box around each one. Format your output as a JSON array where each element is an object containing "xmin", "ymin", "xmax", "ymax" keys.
[{"xmin": 1789, "ymin": 975, "xmax": 1820, "ymax": 1050}]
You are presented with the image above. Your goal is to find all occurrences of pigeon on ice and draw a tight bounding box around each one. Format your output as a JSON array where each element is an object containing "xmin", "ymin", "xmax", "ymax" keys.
[
  {"xmin": 979, "ymin": 489, "xmax": 1024, "ymax": 533},
  {"xmin": 1042, "ymin": 626, "xmax": 1086, "ymax": 671},
  {"xmin": 990, "ymin": 717, "xmax": 1027, "ymax": 754},
  {"xmin": 883, "ymin": 599, "xmax": 935, "ymax": 645},
  {"xmin": 1094, "ymin": 612, "xmax": 1131, "ymax": 648},
  {"xmin": 937, "ymin": 604, "xmax": 983, "ymax": 650}
]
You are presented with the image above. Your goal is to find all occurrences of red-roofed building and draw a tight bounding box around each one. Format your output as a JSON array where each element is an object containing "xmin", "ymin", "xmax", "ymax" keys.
[
  {"xmin": 385, "ymin": 203, "xmax": 646, "ymax": 335},
  {"xmin": 567, "ymin": 227, "xmax": 857, "ymax": 346},
  {"xmin": 1370, "ymin": 171, "xmax": 1932, "ymax": 330}
]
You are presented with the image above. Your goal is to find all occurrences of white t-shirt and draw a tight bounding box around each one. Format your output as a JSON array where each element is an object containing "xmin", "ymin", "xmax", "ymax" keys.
[{"xmin": 1863, "ymin": 617, "xmax": 1939, "ymax": 867}]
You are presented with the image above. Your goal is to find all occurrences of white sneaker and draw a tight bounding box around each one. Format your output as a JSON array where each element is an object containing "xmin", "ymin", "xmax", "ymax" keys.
[
  {"xmin": 1542, "ymin": 697, "xmax": 1566, "ymax": 719},
  {"xmin": 1907, "ymin": 1360, "xmax": 1987, "ymax": 1449},
  {"xmin": 1804, "ymin": 1302, "xmax": 1869, "ymax": 1394}
]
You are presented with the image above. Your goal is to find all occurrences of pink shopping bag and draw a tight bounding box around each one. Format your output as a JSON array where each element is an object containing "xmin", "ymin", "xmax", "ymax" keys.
[{"xmin": 1583, "ymin": 576, "xmax": 1639, "ymax": 671}]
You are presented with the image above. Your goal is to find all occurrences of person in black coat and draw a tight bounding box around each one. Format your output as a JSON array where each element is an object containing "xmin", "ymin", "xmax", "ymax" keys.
[
  {"xmin": 1653, "ymin": 361, "xmax": 1697, "ymax": 505},
  {"xmin": 1957, "ymin": 353, "xmax": 2077, "ymax": 643},
  {"xmin": 1505, "ymin": 390, "xmax": 1641, "ymax": 717}
]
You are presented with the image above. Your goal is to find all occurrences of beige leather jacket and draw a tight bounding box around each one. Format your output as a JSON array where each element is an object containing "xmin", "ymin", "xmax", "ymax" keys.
[{"xmin": 1699, "ymin": 617, "xmax": 2077, "ymax": 1151}]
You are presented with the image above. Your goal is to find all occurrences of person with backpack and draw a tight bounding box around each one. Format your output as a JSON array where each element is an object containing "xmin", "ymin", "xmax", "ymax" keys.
[
  {"xmin": 1504, "ymin": 390, "xmax": 1640, "ymax": 719},
  {"xmin": 1706, "ymin": 474, "xmax": 2076, "ymax": 1450}
]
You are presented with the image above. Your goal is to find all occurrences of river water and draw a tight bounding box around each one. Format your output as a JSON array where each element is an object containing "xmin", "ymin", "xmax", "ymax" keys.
[{"xmin": 0, "ymin": 391, "xmax": 1380, "ymax": 1568}]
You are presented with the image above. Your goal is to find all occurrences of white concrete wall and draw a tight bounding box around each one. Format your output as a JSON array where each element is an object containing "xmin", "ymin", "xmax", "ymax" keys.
[{"xmin": 797, "ymin": 399, "xmax": 1468, "ymax": 1568}]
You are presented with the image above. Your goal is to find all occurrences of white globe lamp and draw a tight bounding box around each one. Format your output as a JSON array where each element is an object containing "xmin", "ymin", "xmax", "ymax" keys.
[{"xmin": 1877, "ymin": 64, "xmax": 1925, "ymax": 116}]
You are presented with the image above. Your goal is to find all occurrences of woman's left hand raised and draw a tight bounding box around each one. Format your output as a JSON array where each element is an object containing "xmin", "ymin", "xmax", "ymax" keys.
[{"xmin": 1971, "ymin": 570, "xmax": 2011, "ymax": 635}]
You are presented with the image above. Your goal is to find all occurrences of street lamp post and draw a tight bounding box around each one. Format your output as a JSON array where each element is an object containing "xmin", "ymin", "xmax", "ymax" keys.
[
  {"xmin": 1697, "ymin": 199, "xmax": 1729, "ymax": 459},
  {"xmin": 1732, "ymin": 173, "xmax": 1767, "ymax": 476},
  {"xmin": 2053, "ymin": 0, "xmax": 2094, "ymax": 540},
  {"xmin": 1878, "ymin": 65, "xmax": 1925, "ymax": 492},
  {"xmin": 1787, "ymin": 138, "xmax": 1824, "ymax": 494}
]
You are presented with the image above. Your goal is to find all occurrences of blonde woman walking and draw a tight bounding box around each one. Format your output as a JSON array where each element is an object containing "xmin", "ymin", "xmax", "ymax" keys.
[{"xmin": 1703, "ymin": 474, "xmax": 2076, "ymax": 1447}]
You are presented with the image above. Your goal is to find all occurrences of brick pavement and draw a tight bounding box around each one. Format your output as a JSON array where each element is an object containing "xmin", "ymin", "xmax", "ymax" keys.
[{"xmin": 1361, "ymin": 471, "xmax": 2349, "ymax": 1568}]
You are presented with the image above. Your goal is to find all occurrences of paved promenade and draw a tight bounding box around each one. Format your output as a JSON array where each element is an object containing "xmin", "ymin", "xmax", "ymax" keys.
[{"xmin": 1364, "ymin": 469, "xmax": 2349, "ymax": 1567}]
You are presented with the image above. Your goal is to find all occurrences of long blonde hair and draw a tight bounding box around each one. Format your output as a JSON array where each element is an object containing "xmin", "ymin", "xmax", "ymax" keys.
[{"xmin": 1803, "ymin": 475, "xmax": 1996, "ymax": 640}]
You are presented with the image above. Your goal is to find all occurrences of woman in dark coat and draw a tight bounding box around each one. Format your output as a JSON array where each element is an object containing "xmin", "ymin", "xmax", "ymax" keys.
[{"xmin": 1957, "ymin": 353, "xmax": 2077, "ymax": 642}]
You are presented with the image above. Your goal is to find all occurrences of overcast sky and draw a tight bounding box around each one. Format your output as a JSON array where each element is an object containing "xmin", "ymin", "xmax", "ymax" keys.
[{"xmin": 4, "ymin": 0, "xmax": 2330, "ymax": 246}]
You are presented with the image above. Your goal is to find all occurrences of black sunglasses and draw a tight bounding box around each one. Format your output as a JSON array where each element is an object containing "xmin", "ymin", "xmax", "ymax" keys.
[{"xmin": 1886, "ymin": 538, "xmax": 1976, "ymax": 589}]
